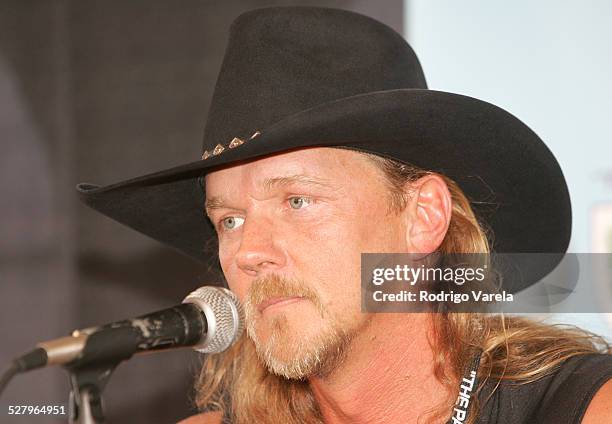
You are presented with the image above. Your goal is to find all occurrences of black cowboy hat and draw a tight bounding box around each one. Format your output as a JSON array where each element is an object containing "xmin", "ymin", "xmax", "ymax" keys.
[{"xmin": 77, "ymin": 7, "xmax": 571, "ymax": 293}]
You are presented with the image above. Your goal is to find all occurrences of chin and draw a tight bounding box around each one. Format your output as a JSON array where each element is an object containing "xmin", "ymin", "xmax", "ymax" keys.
[
  {"xmin": 249, "ymin": 311, "xmax": 354, "ymax": 380},
  {"xmin": 253, "ymin": 310, "xmax": 323, "ymax": 353}
]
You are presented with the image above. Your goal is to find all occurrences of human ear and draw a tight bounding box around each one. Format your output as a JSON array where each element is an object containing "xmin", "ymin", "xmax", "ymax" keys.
[{"xmin": 404, "ymin": 174, "xmax": 452, "ymax": 253}]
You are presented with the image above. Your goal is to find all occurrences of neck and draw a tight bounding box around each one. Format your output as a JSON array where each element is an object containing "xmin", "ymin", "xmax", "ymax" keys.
[{"xmin": 308, "ymin": 313, "xmax": 453, "ymax": 424}]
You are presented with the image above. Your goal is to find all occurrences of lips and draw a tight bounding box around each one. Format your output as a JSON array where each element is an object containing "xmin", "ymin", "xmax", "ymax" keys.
[{"xmin": 257, "ymin": 296, "xmax": 304, "ymax": 313}]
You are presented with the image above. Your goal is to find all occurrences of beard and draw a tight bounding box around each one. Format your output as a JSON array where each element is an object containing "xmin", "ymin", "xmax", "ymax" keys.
[{"xmin": 243, "ymin": 274, "xmax": 363, "ymax": 380}]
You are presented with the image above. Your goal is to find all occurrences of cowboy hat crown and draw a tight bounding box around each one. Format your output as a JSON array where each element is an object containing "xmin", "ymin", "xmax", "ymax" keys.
[{"xmin": 202, "ymin": 7, "xmax": 427, "ymax": 150}]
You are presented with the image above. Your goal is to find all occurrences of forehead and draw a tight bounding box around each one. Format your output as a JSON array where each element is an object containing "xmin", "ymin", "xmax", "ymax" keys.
[{"xmin": 204, "ymin": 147, "xmax": 378, "ymax": 192}]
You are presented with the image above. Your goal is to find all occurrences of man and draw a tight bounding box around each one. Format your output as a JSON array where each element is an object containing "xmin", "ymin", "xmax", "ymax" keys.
[{"xmin": 78, "ymin": 7, "xmax": 612, "ymax": 423}]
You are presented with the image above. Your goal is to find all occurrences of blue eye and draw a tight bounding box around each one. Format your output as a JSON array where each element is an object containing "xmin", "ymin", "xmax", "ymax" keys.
[
  {"xmin": 221, "ymin": 216, "xmax": 244, "ymax": 230},
  {"xmin": 289, "ymin": 196, "xmax": 311, "ymax": 209}
]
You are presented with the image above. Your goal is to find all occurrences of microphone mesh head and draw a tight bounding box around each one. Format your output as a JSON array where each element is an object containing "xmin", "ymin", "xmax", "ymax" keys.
[{"xmin": 183, "ymin": 286, "xmax": 244, "ymax": 353}]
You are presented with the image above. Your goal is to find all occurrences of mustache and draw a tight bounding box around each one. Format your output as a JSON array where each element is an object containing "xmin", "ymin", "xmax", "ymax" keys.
[{"xmin": 245, "ymin": 274, "xmax": 324, "ymax": 316}]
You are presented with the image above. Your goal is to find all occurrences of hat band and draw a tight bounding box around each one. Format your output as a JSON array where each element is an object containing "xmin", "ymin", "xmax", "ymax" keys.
[{"xmin": 202, "ymin": 130, "xmax": 261, "ymax": 160}]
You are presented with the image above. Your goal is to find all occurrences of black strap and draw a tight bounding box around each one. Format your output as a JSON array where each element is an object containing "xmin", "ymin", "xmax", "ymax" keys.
[{"xmin": 445, "ymin": 351, "xmax": 482, "ymax": 424}]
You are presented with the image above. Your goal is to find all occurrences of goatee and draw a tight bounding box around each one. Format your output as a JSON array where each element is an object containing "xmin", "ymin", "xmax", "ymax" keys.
[{"xmin": 243, "ymin": 274, "xmax": 358, "ymax": 380}]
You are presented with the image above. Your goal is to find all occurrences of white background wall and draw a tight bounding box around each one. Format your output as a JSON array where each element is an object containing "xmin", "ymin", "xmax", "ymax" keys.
[{"xmin": 404, "ymin": 0, "xmax": 612, "ymax": 337}]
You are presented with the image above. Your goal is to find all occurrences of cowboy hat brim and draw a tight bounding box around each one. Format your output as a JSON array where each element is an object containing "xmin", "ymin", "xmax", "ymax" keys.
[{"xmin": 77, "ymin": 89, "xmax": 571, "ymax": 293}]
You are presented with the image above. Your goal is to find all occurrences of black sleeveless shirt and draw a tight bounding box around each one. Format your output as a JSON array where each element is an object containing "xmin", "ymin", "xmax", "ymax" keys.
[{"xmin": 475, "ymin": 353, "xmax": 612, "ymax": 423}]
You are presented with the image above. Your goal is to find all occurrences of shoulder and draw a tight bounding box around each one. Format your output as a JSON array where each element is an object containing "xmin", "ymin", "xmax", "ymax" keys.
[
  {"xmin": 582, "ymin": 378, "xmax": 612, "ymax": 424},
  {"xmin": 177, "ymin": 411, "xmax": 224, "ymax": 424},
  {"xmin": 479, "ymin": 353, "xmax": 612, "ymax": 423},
  {"xmin": 539, "ymin": 353, "xmax": 612, "ymax": 424}
]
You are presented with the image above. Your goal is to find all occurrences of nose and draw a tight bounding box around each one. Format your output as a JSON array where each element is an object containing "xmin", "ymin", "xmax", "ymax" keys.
[{"xmin": 234, "ymin": 215, "xmax": 286, "ymax": 276}]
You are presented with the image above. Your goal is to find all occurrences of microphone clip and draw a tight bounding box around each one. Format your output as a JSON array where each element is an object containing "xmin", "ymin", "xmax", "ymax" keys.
[{"xmin": 65, "ymin": 359, "xmax": 119, "ymax": 424}]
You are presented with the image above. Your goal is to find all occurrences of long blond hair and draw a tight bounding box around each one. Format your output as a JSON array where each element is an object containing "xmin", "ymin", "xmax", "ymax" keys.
[{"xmin": 195, "ymin": 152, "xmax": 610, "ymax": 423}]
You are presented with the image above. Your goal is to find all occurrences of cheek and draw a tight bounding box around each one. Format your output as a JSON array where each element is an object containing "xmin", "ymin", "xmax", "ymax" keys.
[
  {"xmin": 290, "ymin": 216, "xmax": 365, "ymax": 292},
  {"xmin": 218, "ymin": 248, "xmax": 249, "ymax": 301},
  {"xmin": 225, "ymin": 279, "xmax": 249, "ymax": 305},
  {"xmin": 293, "ymin": 208, "xmax": 404, "ymax": 300},
  {"xmin": 301, "ymin": 203, "xmax": 393, "ymax": 253},
  {"xmin": 351, "ymin": 202, "xmax": 406, "ymax": 252}
]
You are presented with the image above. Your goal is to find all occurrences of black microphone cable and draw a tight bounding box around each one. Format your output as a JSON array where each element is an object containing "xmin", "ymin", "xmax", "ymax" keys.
[{"xmin": 0, "ymin": 347, "xmax": 47, "ymax": 396}]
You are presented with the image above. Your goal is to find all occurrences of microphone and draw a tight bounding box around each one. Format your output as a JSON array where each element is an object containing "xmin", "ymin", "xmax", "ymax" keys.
[{"xmin": 2, "ymin": 286, "xmax": 243, "ymax": 382}]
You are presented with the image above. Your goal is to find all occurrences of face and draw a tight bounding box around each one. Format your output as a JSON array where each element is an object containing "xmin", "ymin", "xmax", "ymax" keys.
[{"xmin": 205, "ymin": 147, "xmax": 409, "ymax": 379}]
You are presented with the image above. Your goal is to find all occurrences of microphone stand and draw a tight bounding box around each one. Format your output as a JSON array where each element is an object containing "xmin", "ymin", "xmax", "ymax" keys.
[
  {"xmin": 66, "ymin": 362, "xmax": 119, "ymax": 423},
  {"xmin": 63, "ymin": 325, "xmax": 141, "ymax": 423}
]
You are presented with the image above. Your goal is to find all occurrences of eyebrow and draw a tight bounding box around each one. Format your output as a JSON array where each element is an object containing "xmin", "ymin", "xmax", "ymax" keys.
[{"xmin": 204, "ymin": 174, "xmax": 333, "ymax": 217}]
